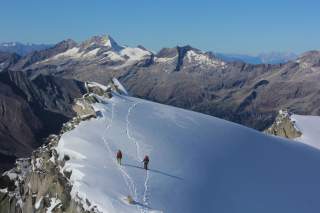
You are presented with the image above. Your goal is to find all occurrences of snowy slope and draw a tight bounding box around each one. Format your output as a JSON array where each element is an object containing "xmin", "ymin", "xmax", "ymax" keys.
[
  {"xmin": 56, "ymin": 93, "xmax": 320, "ymax": 213},
  {"xmin": 291, "ymin": 115, "xmax": 320, "ymax": 149}
]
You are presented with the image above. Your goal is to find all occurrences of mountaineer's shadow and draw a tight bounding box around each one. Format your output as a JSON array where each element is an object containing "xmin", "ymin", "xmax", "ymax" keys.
[
  {"xmin": 131, "ymin": 200, "xmax": 152, "ymax": 209},
  {"xmin": 123, "ymin": 163, "xmax": 184, "ymax": 180}
]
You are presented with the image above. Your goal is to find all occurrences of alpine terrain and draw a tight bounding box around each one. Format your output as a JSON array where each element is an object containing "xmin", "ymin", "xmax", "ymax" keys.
[
  {"xmin": 2, "ymin": 0, "xmax": 320, "ymax": 212},
  {"xmin": 4, "ymin": 35, "xmax": 320, "ymax": 130},
  {"xmin": 1, "ymin": 81, "xmax": 320, "ymax": 213}
]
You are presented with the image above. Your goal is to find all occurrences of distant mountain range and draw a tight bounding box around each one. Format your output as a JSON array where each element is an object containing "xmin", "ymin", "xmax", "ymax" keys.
[
  {"xmin": 0, "ymin": 41, "xmax": 298, "ymax": 64},
  {"xmin": 216, "ymin": 52, "xmax": 298, "ymax": 64},
  {"xmin": 1, "ymin": 34, "xmax": 319, "ymax": 132},
  {"xmin": 0, "ymin": 42, "xmax": 52, "ymax": 56}
]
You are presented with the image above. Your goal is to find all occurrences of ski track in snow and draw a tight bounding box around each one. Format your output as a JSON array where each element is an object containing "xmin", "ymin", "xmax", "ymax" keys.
[
  {"xmin": 101, "ymin": 101, "xmax": 138, "ymax": 210},
  {"xmin": 126, "ymin": 101, "xmax": 152, "ymax": 212}
]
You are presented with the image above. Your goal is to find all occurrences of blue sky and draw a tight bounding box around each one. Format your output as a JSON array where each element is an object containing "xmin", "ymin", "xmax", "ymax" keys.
[{"xmin": 0, "ymin": 0, "xmax": 319, "ymax": 54}]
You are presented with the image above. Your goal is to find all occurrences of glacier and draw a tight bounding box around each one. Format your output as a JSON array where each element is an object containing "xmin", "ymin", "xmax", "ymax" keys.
[{"xmin": 56, "ymin": 92, "xmax": 320, "ymax": 213}]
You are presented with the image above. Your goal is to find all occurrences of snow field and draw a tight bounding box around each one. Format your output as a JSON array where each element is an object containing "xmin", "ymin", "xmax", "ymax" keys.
[{"xmin": 57, "ymin": 93, "xmax": 320, "ymax": 213}]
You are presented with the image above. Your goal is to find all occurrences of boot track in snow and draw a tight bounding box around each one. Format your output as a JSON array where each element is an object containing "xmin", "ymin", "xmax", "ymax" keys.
[
  {"xmin": 126, "ymin": 102, "xmax": 152, "ymax": 213},
  {"xmin": 101, "ymin": 101, "xmax": 139, "ymax": 210}
]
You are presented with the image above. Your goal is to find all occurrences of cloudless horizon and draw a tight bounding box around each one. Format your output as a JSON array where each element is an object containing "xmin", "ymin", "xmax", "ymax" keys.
[{"xmin": 0, "ymin": 0, "xmax": 319, "ymax": 55}]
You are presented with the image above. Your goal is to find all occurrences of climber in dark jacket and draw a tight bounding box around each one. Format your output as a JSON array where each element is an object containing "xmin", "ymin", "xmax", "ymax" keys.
[
  {"xmin": 143, "ymin": 155, "xmax": 150, "ymax": 170},
  {"xmin": 116, "ymin": 150, "xmax": 122, "ymax": 165}
]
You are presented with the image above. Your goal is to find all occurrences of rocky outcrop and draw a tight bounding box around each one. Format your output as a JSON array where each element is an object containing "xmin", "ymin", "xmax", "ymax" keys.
[
  {"xmin": 0, "ymin": 82, "xmax": 112, "ymax": 213},
  {"xmin": 265, "ymin": 109, "xmax": 302, "ymax": 139},
  {"xmin": 0, "ymin": 122, "xmax": 87, "ymax": 213}
]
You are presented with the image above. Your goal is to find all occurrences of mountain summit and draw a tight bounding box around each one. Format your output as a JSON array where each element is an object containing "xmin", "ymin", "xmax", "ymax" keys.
[{"xmin": 80, "ymin": 34, "xmax": 123, "ymax": 51}]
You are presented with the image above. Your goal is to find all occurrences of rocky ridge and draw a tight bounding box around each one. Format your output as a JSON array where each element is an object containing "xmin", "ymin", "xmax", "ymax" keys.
[{"xmin": 0, "ymin": 80, "xmax": 122, "ymax": 213}]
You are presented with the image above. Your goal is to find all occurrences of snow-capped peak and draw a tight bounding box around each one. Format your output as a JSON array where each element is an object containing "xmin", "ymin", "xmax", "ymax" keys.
[
  {"xmin": 82, "ymin": 34, "xmax": 124, "ymax": 51},
  {"xmin": 102, "ymin": 35, "xmax": 122, "ymax": 50}
]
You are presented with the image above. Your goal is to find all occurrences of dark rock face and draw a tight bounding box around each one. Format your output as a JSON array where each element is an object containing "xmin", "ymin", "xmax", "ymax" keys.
[
  {"xmin": 0, "ymin": 71, "xmax": 86, "ymax": 172},
  {"xmin": 0, "ymin": 52, "xmax": 21, "ymax": 72},
  {"xmin": 0, "ymin": 84, "xmax": 110, "ymax": 213}
]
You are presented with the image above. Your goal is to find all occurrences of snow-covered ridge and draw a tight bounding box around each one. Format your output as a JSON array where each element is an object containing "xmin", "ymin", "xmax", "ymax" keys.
[
  {"xmin": 42, "ymin": 35, "xmax": 152, "ymax": 67},
  {"xmin": 291, "ymin": 114, "xmax": 320, "ymax": 149},
  {"xmin": 36, "ymin": 35, "xmax": 230, "ymax": 71},
  {"xmin": 54, "ymin": 82, "xmax": 320, "ymax": 213},
  {"xmin": 2, "ymin": 80, "xmax": 320, "ymax": 213},
  {"xmin": 186, "ymin": 50, "xmax": 226, "ymax": 67}
]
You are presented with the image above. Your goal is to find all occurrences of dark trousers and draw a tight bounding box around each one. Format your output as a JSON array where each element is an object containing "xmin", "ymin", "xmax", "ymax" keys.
[{"xmin": 144, "ymin": 162, "xmax": 148, "ymax": 170}]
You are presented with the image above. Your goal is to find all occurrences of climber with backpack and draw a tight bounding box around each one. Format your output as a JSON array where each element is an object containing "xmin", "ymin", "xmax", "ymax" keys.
[
  {"xmin": 116, "ymin": 150, "xmax": 123, "ymax": 165},
  {"xmin": 142, "ymin": 155, "xmax": 150, "ymax": 170}
]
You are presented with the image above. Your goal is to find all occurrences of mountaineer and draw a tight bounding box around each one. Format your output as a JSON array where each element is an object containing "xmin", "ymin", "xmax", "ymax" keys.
[
  {"xmin": 143, "ymin": 155, "xmax": 150, "ymax": 170},
  {"xmin": 116, "ymin": 150, "xmax": 122, "ymax": 165}
]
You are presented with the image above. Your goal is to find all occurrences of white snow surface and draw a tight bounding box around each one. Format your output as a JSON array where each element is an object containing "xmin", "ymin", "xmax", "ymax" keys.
[
  {"xmin": 120, "ymin": 47, "xmax": 151, "ymax": 62},
  {"xmin": 46, "ymin": 197, "xmax": 62, "ymax": 213},
  {"xmin": 154, "ymin": 56, "xmax": 178, "ymax": 63},
  {"xmin": 56, "ymin": 94, "xmax": 320, "ymax": 213},
  {"xmin": 186, "ymin": 50, "xmax": 226, "ymax": 67},
  {"xmin": 83, "ymin": 48, "xmax": 101, "ymax": 57},
  {"xmin": 52, "ymin": 47, "xmax": 82, "ymax": 59},
  {"xmin": 291, "ymin": 114, "xmax": 320, "ymax": 149},
  {"xmin": 87, "ymin": 81, "xmax": 109, "ymax": 91},
  {"xmin": 103, "ymin": 51, "xmax": 125, "ymax": 62},
  {"xmin": 35, "ymin": 196, "xmax": 43, "ymax": 209}
]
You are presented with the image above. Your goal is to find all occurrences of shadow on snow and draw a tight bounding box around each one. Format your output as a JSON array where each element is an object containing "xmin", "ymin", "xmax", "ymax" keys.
[{"xmin": 123, "ymin": 163, "xmax": 184, "ymax": 180}]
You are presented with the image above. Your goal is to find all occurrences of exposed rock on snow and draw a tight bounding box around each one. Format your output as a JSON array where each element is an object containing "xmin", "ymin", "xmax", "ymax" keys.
[
  {"xmin": 265, "ymin": 109, "xmax": 302, "ymax": 139},
  {"xmin": 266, "ymin": 109, "xmax": 320, "ymax": 150},
  {"xmin": 185, "ymin": 50, "xmax": 226, "ymax": 68},
  {"xmin": 0, "ymin": 81, "xmax": 115, "ymax": 213}
]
